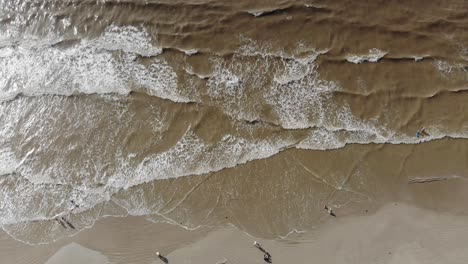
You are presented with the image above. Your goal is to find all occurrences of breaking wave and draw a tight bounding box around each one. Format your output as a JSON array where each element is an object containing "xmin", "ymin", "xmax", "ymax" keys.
[{"xmin": 0, "ymin": 25, "xmax": 193, "ymax": 103}]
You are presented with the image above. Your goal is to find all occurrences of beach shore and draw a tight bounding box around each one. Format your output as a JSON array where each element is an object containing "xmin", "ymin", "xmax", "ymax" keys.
[{"xmin": 3, "ymin": 202, "xmax": 468, "ymax": 264}]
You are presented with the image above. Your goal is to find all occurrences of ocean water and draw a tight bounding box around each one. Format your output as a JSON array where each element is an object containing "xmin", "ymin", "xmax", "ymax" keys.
[{"xmin": 1, "ymin": 0, "xmax": 468, "ymax": 244}]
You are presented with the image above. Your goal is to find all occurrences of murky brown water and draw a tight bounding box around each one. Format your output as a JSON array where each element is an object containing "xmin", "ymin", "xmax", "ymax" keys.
[{"xmin": 0, "ymin": 0, "xmax": 468, "ymax": 245}]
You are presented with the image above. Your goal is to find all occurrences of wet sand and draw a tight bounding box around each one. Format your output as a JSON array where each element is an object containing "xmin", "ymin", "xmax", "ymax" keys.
[
  {"xmin": 0, "ymin": 216, "xmax": 210, "ymax": 264},
  {"xmin": 3, "ymin": 203, "xmax": 468, "ymax": 264},
  {"xmin": 167, "ymin": 203, "xmax": 468, "ymax": 264},
  {"xmin": 45, "ymin": 243, "xmax": 108, "ymax": 264}
]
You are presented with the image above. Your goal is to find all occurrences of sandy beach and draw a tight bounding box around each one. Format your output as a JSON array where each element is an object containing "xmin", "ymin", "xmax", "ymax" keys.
[
  {"xmin": 166, "ymin": 203, "xmax": 468, "ymax": 264},
  {"xmin": 1, "ymin": 203, "xmax": 468, "ymax": 264}
]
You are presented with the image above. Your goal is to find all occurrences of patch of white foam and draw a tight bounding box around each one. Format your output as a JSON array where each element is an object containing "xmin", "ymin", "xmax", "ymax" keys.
[
  {"xmin": 265, "ymin": 57, "xmax": 340, "ymax": 129},
  {"xmin": 94, "ymin": 25, "xmax": 162, "ymax": 57},
  {"xmin": 297, "ymin": 127, "xmax": 383, "ymax": 150},
  {"xmin": 181, "ymin": 49, "xmax": 199, "ymax": 56},
  {"xmin": 0, "ymin": 96, "xmax": 123, "ymax": 224},
  {"xmin": 432, "ymin": 60, "xmax": 467, "ymax": 77},
  {"xmin": 0, "ymin": 148, "xmax": 16, "ymax": 176},
  {"xmin": 272, "ymin": 56, "xmax": 314, "ymax": 85},
  {"xmin": 346, "ymin": 48, "xmax": 387, "ymax": 64},
  {"xmin": 237, "ymin": 36, "xmax": 327, "ymax": 61},
  {"xmin": 237, "ymin": 35, "xmax": 288, "ymax": 58},
  {"xmin": 61, "ymin": 17, "xmax": 72, "ymax": 30},
  {"xmin": 0, "ymin": 101, "xmax": 20, "ymax": 177},
  {"xmin": 107, "ymin": 130, "xmax": 297, "ymax": 189},
  {"xmin": 208, "ymin": 67, "xmax": 243, "ymax": 98},
  {"xmin": 413, "ymin": 56, "xmax": 425, "ymax": 62},
  {"xmin": 304, "ymin": 4, "xmax": 326, "ymax": 8},
  {"xmin": 0, "ymin": 0, "xmax": 73, "ymax": 48},
  {"xmin": 247, "ymin": 10, "xmax": 265, "ymax": 17},
  {"xmin": 0, "ymin": 25, "xmax": 191, "ymax": 102},
  {"xmin": 208, "ymin": 37, "xmax": 330, "ymax": 124},
  {"xmin": 206, "ymin": 53, "xmax": 267, "ymax": 121},
  {"xmin": 0, "ymin": 47, "xmax": 15, "ymax": 58},
  {"xmin": 297, "ymin": 128, "xmax": 344, "ymax": 150},
  {"xmin": 297, "ymin": 122, "xmax": 468, "ymax": 150},
  {"xmin": 434, "ymin": 60, "xmax": 454, "ymax": 74},
  {"xmin": 183, "ymin": 64, "xmax": 211, "ymax": 79},
  {"xmin": 0, "ymin": 173, "xmax": 70, "ymax": 225},
  {"xmin": 207, "ymin": 36, "xmax": 356, "ymax": 130}
]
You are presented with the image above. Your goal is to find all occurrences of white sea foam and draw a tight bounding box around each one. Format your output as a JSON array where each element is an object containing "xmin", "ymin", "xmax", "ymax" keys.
[
  {"xmin": 0, "ymin": 0, "xmax": 67, "ymax": 48},
  {"xmin": 297, "ymin": 123, "xmax": 468, "ymax": 150},
  {"xmin": 297, "ymin": 127, "xmax": 383, "ymax": 150},
  {"xmin": 181, "ymin": 49, "xmax": 199, "ymax": 56},
  {"xmin": 346, "ymin": 48, "xmax": 387, "ymax": 64},
  {"xmin": 107, "ymin": 130, "xmax": 296, "ymax": 189},
  {"xmin": 237, "ymin": 35, "xmax": 287, "ymax": 58},
  {"xmin": 208, "ymin": 67, "xmax": 243, "ymax": 97},
  {"xmin": 413, "ymin": 56, "xmax": 425, "ymax": 62},
  {"xmin": 208, "ymin": 37, "xmax": 331, "ymax": 125},
  {"xmin": 209, "ymin": 38, "xmax": 358, "ymax": 131},
  {"xmin": 0, "ymin": 173, "xmax": 72, "ymax": 225},
  {"xmin": 247, "ymin": 11, "xmax": 265, "ymax": 17},
  {"xmin": 432, "ymin": 60, "xmax": 468, "ymax": 77},
  {"xmin": 207, "ymin": 53, "xmax": 267, "ymax": 121},
  {"xmin": 272, "ymin": 55, "xmax": 315, "ymax": 85},
  {"xmin": 0, "ymin": 149, "xmax": 16, "ymax": 176},
  {"xmin": 265, "ymin": 56, "xmax": 341, "ymax": 129},
  {"xmin": 183, "ymin": 64, "xmax": 211, "ymax": 79},
  {"xmin": 0, "ymin": 100, "xmax": 123, "ymax": 225},
  {"xmin": 94, "ymin": 25, "xmax": 162, "ymax": 57},
  {"xmin": 0, "ymin": 25, "xmax": 191, "ymax": 102}
]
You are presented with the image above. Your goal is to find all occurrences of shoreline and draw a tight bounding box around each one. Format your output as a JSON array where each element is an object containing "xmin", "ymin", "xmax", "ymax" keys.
[{"xmin": 3, "ymin": 202, "xmax": 468, "ymax": 264}]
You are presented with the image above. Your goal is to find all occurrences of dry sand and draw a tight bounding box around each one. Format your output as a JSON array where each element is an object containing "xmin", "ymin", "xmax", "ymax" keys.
[{"xmin": 2, "ymin": 203, "xmax": 468, "ymax": 264}]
